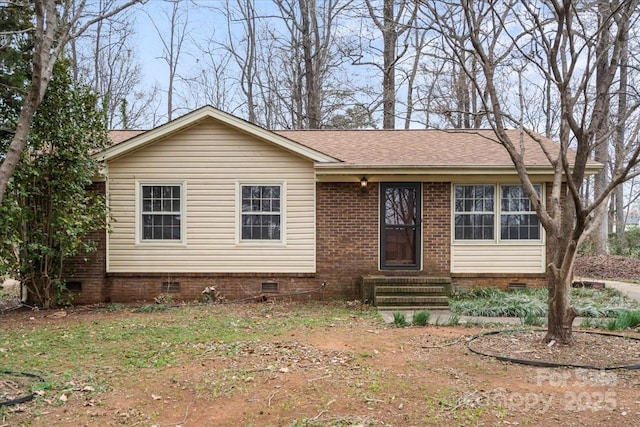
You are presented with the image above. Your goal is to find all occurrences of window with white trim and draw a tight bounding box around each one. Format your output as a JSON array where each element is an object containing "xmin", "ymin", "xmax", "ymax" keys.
[
  {"xmin": 500, "ymin": 185, "xmax": 541, "ymax": 240},
  {"xmin": 454, "ymin": 185, "xmax": 495, "ymax": 240},
  {"xmin": 454, "ymin": 184, "xmax": 542, "ymax": 241},
  {"xmin": 140, "ymin": 184, "xmax": 182, "ymax": 241},
  {"xmin": 240, "ymin": 184, "xmax": 281, "ymax": 240}
]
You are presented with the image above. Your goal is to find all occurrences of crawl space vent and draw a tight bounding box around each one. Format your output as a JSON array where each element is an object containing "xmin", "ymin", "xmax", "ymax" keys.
[
  {"xmin": 508, "ymin": 282, "xmax": 527, "ymax": 291},
  {"xmin": 162, "ymin": 281, "xmax": 180, "ymax": 293},
  {"xmin": 261, "ymin": 282, "xmax": 279, "ymax": 293},
  {"xmin": 66, "ymin": 281, "xmax": 82, "ymax": 292}
]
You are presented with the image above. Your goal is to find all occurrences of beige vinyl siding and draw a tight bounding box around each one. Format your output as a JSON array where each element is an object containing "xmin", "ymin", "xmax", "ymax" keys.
[
  {"xmin": 451, "ymin": 243, "xmax": 546, "ymax": 273},
  {"xmin": 106, "ymin": 118, "xmax": 316, "ymax": 273}
]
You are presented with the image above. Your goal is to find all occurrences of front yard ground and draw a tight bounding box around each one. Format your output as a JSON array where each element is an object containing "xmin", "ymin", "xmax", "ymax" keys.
[{"xmin": 2, "ymin": 301, "xmax": 640, "ymax": 426}]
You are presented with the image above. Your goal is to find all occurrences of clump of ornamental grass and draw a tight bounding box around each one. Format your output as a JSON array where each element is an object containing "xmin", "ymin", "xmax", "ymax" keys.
[
  {"xmin": 393, "ymin": 311, "xmax": 408, "ymax": 327},
  {"xmin": 412, "ymin": 310, "xmax": 431, "ymax": 326}
]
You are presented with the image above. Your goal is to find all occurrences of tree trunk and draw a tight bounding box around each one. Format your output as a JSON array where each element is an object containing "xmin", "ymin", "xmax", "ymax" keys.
[
  {"xmin": 0, "ymin": 0, "xmax": 53, "ymax": 206},
  {"xmin": 300, "ymin": 0, "xmax": 320, "ymax": 129},
  {"xmin": 382, "ymin": 0, "xmax": 396, "ymax": 129},
  {"xmin": 545, "ymin": 266, "xmax": 578, "ymax": 344},
  {"xmin": 592, "ymin": 0, "xmax": 612, "ymax": 254},
  {"xmin": 422, "ymin": 0, "xmax": 640, "ymax": 346},
  {"xmin": 615, "ymin": 8, "xmax": 629, "ymax": 236}
]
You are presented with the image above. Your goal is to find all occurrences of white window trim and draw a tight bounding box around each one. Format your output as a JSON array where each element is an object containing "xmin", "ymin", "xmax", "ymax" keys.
[
  {"xmin": 452, "ymin": 183, "xmax": 544, "ymax": 245},
  {"xmin": 500, "ymin": 184, "xmax": 542, "ymax": 241},
  {"xmin": 235, "ymin": 181, "xmax": 287, "ymax": 246},
  {"xmin": 135, "ymin": 180, "xmax": 187, "ymax": 246},
  {"xmin": 453, "ymin": 183, "xmax": 495, "ymax": 242}
]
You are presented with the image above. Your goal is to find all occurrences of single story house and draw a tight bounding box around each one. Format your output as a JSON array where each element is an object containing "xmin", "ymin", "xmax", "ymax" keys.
[{"xmin": 64, "ymin": 106, "xmax": 599, "ymax": 306}]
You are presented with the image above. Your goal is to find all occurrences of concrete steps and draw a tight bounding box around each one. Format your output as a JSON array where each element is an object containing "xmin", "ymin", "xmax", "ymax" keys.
[{"xmin": 361, "ymin": 275, "xmax": 451, "ymax": 310}]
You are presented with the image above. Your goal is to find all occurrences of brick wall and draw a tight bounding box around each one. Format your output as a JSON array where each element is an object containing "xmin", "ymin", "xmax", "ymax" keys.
[
  {"xmin": 315, "ymin": 181, "xmax": 452, "ymax": 299},
  {"xmin": 65, "ymin": 179, "xmax": 550, "ymax": 303},
  {"xmin": 422, "ymin": 182, "xmax": 451, "ymax": 275},
  {"xmin": 316, "ymin": 182, "xmax": 380, "ymax": 299},
  {"xmin": 62, "ymin": 181, "xmax": 109, "ymax": 304},
  {"xmin": 106, "ymin": 273, "xmax": 322, "ymax": 303}
]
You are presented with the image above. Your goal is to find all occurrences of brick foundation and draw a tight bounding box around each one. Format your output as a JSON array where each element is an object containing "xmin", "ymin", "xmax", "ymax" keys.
[{"xmin": 106, "ymin": 273, "xmax": 322, "ymax": 303}]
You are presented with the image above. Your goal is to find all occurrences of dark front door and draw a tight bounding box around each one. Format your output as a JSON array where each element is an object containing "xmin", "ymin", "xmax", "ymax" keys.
[{"xmin": 380, "ymin": 183, "xmax": 421, "ymax": 269}]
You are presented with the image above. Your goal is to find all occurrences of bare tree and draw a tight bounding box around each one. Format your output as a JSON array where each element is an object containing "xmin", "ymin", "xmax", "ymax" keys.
[
  {"xmin": 425, "ymin": 0, "xmax": 640, "ymax": 344},
  {"xmin": 195, "ymin": 0, "xmax": 262, "ymax": 122},
  {"xmin": 363, "ymin": 0, "xmax": 417, "ymax": 129},
  {"xmin": 179, "ymin": 43, "xmax": 237, "ymax": 113},
  {"xmin": 146, "ymin": 0, "xmax": 188, "ymax": 121},
  {"xmin": 397, "ymin": 5, "xmax": 487, "ymax": 130},
  {"xmin": 401, "ymin": 23, "xmax": 426, "ymax": 129},
  {"xmin": 180, "ymin": 0, "xmax": 368, "ymax": 129},
  {"xmin": 272, "ymin": 0, "xmax": 354, "ymax": 129},
  {"xmin": 0, "ymin": 0, "xmax": 141, "ymax": 207},
  {"xmin": 69, "ymin": 0, "xmax": 148, "ymax": 128}
]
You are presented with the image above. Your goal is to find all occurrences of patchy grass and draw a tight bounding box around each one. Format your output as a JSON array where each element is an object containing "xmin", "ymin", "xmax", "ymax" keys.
[
  {"xmin": 132, "ymin": 303, "xmax": 172, "ymax": 313},
  {"xmin": 450, "ymin": 286, "xmax": 640, "ymax": 318},
  {"xmin": 1, "ymin": 302, "xmax": 380, "ymax": 390},
  {"xmin": 2, "ymin": 301, "xmax": 640, "ymax": 426}
]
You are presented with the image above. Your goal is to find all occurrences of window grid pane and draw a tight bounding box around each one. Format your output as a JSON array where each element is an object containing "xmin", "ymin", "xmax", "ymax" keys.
[
  {"xmin": 454, "ymin": 185, "xmax": 495, "ymax": 240},
  {"xmin": 141, "ymin": 184, "xmax": 181, "ymax": 241},
  {"xmin": 500, "ymin": 185, "xmax": 541, "ymax": 240},
  {"xmin": 241, "ymin": 185, "xmax": 282, "ymax": 241}
]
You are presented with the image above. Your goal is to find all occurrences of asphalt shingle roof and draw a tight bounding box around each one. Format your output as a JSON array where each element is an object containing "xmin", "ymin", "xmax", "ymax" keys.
[
  {"xmin": 108, "ymin": 126, "xmax": 595, "ymax": 169},
  {"xmin": 275, "ymin": 129, "xmax": 566, "ymax": 167},
  {"xmin": 109, "ymin": 130, "xmax": 145, "ymax": 144}
]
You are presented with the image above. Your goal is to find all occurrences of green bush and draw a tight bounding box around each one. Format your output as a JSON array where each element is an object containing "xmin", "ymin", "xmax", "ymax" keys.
[
  {"xmin": 412, "ymin": 310, "xmax": 431, "ymax": 326},
  {"xmin": 609, "ymin": 228, "xmax": 640, "ymax": 258}
]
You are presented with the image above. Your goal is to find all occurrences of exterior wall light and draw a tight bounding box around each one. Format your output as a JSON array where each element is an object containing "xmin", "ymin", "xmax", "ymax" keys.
[{"xmin": 360, "ymin": 176, "xmax": 368, "ymax": 193}]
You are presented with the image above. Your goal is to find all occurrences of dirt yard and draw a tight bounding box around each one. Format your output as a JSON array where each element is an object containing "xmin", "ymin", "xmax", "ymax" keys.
[{"xmin": 2, "ymin": 302, "xmax": 640, "ymax": 427}]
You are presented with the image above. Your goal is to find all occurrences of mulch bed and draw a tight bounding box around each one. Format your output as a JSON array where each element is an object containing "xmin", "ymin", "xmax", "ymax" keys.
[
  {"xmin": 468, "ymin": 329, "xmax": 640, "ymax": 369},
  {"xmin": 574, "ymin": 255, "xmax": 640, "ymax": 282}
]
